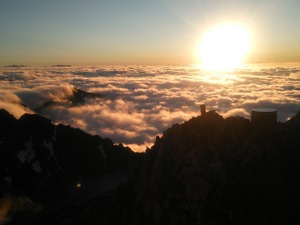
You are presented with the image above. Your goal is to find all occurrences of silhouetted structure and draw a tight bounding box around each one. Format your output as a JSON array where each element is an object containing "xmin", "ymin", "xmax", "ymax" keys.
[
  {"xmin": 200, "ymin": 104, "xmax": 206, "ymax": 116},
  {"xmin": 251, "ymin": 108, "xmax": 277, "ymax": 130}
]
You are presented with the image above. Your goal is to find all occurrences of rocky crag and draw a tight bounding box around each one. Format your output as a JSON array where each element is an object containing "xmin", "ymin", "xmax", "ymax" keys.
[
  {"xmin": 2, "ymin": 109, "xmax": 300, "ymax": 225},
  {"xmin": 0, "ymin": 109, "xmax": 142, "ymax": 209}
]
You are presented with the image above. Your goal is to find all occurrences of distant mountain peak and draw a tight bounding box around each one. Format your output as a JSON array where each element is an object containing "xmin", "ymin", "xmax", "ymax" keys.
[{"xmin": 69, "ymin": 88, "xmax": 103, "ymax": 105}]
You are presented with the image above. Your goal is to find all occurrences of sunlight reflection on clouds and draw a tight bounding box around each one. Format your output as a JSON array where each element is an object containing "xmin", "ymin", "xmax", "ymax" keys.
[{"xmin": 0, "ymin": 65, "xmax": 300, "ymax": 151}]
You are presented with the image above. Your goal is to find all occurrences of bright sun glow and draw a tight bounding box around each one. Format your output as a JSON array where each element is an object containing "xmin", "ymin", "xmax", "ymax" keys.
[{"xmin": 198, "ymin": 24, "xmax": 251, "ymax": 71}]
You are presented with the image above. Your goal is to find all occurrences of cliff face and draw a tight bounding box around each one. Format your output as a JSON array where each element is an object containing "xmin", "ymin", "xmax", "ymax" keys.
[{"xmin": 4, "ymin": 110, "xmax": 300, "ymax": 225}]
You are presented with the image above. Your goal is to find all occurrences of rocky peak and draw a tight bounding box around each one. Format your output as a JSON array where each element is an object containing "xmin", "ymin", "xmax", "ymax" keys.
[
  {"xmin": 132, "ymin": 110, "xmax": 299, "ymax": 225},
  {"xmin": 0, "ymin": 109, "xmax": 16, "ymax": 138},
  {"xmin": 15, "ymin": 113, "xmax": 55, "ymax": 142},
  {"xmin": 69, "ymin": 88, "xmax": 103, "ymax": 105}
]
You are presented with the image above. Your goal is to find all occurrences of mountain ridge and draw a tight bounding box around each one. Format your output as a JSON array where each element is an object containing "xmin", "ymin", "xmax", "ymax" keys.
[
  {"xmin": 0, "ymin": 109, "xmax": 143, "ymax": 209},
  {"xmin": 1, "ymin": 109, "xmax": 300, "ymax": 225}
]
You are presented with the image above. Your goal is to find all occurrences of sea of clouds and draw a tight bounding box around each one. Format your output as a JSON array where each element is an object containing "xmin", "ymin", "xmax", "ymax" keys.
[{"xmin": 1, "ymin": 64, "xmax": 300, "ymax": 151}]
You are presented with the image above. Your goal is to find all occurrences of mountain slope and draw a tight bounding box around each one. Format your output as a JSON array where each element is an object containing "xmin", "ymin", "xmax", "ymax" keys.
[
  {"xmin": 3, "ymin": 110, "xmax": 300, "ymax": 225},
  {"xmin": 16, "ymin": 110, "xmax": 300, "ymax": 225},
  {"xmin": 132, "ymin": 111, "xmax": 300, "ymax": 225},
  {"xmin": 0, "ymin": 109, "xmax": 143, "ymax": 207}
]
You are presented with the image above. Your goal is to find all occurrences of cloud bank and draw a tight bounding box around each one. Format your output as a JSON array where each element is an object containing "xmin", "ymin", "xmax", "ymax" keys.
[{"xmin": 1, "ymin": 65, "xmax": 300, "ymax": 151}]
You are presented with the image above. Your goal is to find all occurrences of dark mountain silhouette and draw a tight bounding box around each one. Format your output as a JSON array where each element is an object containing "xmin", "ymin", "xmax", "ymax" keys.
[
  {"xmin": 0, "ymin": 109, "xmax": 142, "ymax": 209},
  {"xmin": 0, "ymin": 109, "xmax": 16, "ymax": 138},
  {"xmin": 51, "ymin": 65, "xmax": 72, "ymax": 67},
  {"xmin": 1, "ymin": 109, "xmax": 300, "ymax": 225},
  {"xmin": 34, "ymin": 88, "xmax": 103, "ymax": 113},
  {"xmin": 68, "ymin": 88, "xmax": 103, "ymax": 105},
  {"xmin": 4, "ymin": 65, "xmax": 27, "ymax": 68}
]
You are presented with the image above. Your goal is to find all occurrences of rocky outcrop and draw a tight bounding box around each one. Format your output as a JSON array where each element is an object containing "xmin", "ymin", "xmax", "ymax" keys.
[
  {"xmin": 34, "ymin": 88, "xmax": 103, "ymax": 113},
  {"xmin": 0, "ymin": 109, "xmax": 17, "ymax": 138},
  {"xmin": 0, "ymin": 110, "xmax": 142, "ymax": 208},
  {"xmin": 132, "ymin": 111, "xmax": 299, "ymax": 225},
  {"xmin": 68, "ymin": 88, "xmax": 103, "ymax": 105},
  {"xmin": 4, "ymin": 110, "xmax": 300, "ymax": 225}
]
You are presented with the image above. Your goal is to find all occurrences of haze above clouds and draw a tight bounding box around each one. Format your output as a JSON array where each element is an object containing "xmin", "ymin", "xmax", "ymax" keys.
[{"xmin": 1, "ymin": 65, "xmax": 300, "ymax": 151}]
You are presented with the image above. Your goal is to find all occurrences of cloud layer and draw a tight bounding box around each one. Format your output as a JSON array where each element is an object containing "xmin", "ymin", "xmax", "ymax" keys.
[{"xmin": 1, "ymin": 65, "xmax": 300, "ymax": 151}]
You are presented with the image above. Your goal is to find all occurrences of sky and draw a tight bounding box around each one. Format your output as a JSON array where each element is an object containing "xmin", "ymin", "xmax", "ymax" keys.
[{"xmin": 1, "ymin": 0, "xmax": 300, "ymax": 65}]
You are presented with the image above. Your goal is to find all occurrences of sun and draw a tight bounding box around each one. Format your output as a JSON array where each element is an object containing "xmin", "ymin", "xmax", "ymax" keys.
[{"xmin": 198, "ymin": 24, "xmax": 251, "ymax": 71}]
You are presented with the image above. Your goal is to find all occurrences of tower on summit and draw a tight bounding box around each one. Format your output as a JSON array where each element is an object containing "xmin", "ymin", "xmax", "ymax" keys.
[{"xmin": 200, "ymin": 104, "xmax": 206, "ymax": 116}]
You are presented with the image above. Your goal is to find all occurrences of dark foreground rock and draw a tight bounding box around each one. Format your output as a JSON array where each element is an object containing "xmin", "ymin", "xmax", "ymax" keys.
[
  {"xmin": 3, "ymin": 110, "xmax": 300, "ymax": 225},
  {"xmin": 0, "ymin": 109, "xmax": 143, "ymax": 209}
]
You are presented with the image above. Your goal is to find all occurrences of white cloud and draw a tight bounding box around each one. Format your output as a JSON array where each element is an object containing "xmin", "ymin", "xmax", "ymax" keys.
[{"xmin": 1, "ymin": 65, "xmax": 300, "ymax": 151}]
